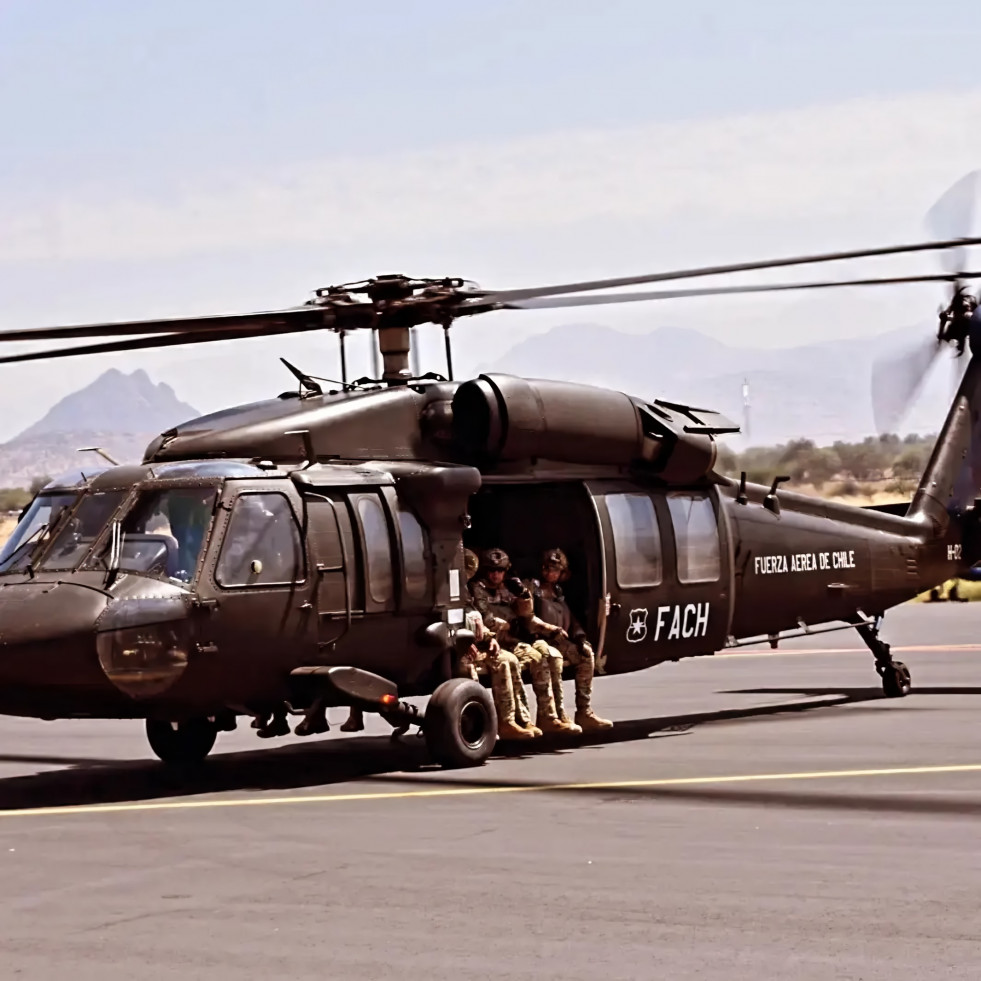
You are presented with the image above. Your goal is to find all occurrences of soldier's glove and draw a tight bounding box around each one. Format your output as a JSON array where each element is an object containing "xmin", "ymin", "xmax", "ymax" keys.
[
  {"xmin": 487, "ymin": 637, "xmax": 500, "ymax": 658},
  {"xmin": 527, "ymin": 616, "xmax": 565, "ymax": 642},
  {"xmin": 504, "ymin": 577, "xmax": 526, "ymax": 597}
]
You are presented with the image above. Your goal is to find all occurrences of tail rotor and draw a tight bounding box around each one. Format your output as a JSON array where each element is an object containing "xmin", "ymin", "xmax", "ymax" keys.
[{"xmin": 871, "ymin": 171, "xmax": 981, "ymax": 435}]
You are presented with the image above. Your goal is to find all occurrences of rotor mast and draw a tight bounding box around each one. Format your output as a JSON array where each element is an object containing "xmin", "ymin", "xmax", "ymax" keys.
[{"xmin": 314, "ymin": 274, "xmax": 469, "ymax": 384}]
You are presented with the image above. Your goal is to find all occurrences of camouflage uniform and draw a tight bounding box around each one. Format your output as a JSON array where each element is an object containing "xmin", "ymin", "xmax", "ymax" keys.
[
  {"xmin": 462, "ymin": 549, "xmax": 540, "ymax": 739},
  {"xmin": 524, "ymin": 548, "xmax": 613, "ymax": 732},
  {"xmin": 471, "ymin": 547, "xmax": 577, "ymax": 734}
]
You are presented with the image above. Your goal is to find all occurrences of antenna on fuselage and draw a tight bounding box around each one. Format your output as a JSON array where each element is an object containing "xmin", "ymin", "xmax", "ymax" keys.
[{"xmin": 77, "ymin": 446, "xmax": 119, "ymax": 466}]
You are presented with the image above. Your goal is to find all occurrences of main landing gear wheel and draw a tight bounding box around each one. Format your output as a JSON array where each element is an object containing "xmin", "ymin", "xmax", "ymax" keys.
[
  {"xmin": 880, "ymin": 660, "xmax": 912, "ymax": 698},
  {"xmin": 424, "ymin": 678, "xmax": 497, "ymax": 769},
  {"xmin": 146, "ymin": 718, "xmax": 218, "ymax": 765}
]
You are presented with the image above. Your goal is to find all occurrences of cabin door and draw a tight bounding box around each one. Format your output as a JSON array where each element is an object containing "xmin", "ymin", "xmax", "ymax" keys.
[
  {"xmin": 586, "ymin": 482, "xmax": 729, "ymax": 673},
  {"xmin": 303, "ymin": 493, "xmax": 353, "ymax": 649}
]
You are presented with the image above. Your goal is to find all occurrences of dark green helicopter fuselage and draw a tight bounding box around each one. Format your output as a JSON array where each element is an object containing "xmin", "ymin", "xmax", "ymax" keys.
[{"xmin": 0, "ymin": 366, "xmax": 975, "ymax": 724}]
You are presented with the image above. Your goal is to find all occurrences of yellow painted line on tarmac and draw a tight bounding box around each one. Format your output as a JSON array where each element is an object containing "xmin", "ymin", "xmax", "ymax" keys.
[
  {"xmin": 2, "ymin": 762, "xmax": 980, "ymax": 820},
  {"xmin": 723, "ymin": 643, "xmax": 981, "ymax": 657}
]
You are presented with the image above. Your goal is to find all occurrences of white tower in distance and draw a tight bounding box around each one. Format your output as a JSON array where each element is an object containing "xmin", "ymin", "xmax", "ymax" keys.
[{"xmin": 742, "ymin": 378, "xmax": 751, "ymax": 443}]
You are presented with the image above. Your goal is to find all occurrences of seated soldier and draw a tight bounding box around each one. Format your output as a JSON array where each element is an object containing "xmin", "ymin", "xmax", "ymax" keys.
[
  {"xmin": 459, "ymin": 548, "xmax": 538, "ymax": 741},
  {"xmin": 470, "ymin": 547, "xmax": 579, "ymax": 735},
  {"xmin": 523, "ymin": 548, "xmax": 613, "ymax": 732}
]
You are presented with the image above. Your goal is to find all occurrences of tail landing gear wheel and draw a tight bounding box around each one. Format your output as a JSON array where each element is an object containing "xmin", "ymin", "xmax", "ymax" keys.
[
  {"xmin": 146, "ymin": 718, "xmax": 218, "ymax": 765},
  {"xmin": 424, "ymin": 678, "xmax": 497, "ymax": 768},
  {"xmin": 881, "ymin": 661, "xmax": 911, "ymax": 698}
]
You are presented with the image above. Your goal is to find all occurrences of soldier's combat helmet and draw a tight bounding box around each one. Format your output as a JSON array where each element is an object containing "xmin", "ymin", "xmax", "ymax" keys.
[
  {"xmin": 541, "ymin": 547, "xmax": 570, "ymax": 580},
  {"xmin": 481, "ymin": 547, "xmax": 511, "ymax": 572},
  {"xmin": 463, "ymin": 548, "xmax": 479, "ymax": 581}
]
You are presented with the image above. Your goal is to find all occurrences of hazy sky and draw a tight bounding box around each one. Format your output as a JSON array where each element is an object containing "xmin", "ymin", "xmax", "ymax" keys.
[{"xmin": 2, "ymin": 1, "xmax": 981, "ymax": 438}]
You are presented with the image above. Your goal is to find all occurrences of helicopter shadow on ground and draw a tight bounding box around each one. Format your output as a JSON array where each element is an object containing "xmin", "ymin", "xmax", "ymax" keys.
[
  {"xmin": 0, "ymin": 683, "xmax": 939, "ymax": 814},
  {"xmin": 366, "ymin": 684, "xmax": 981, "ymax": 821}
]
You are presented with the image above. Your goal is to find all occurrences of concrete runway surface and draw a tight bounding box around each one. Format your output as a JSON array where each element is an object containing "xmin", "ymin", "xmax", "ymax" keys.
[{"xmin": 1, "ymin": 603, "xmax": 981, "ymax": 980}]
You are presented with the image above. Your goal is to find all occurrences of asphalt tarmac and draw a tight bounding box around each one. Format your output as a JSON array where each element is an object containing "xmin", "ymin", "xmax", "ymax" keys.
[{"xmin": 2, "ymin": 603, "xmax": 981, "ymax": 980}]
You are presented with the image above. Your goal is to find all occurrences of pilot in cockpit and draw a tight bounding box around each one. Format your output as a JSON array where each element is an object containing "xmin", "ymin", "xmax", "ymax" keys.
[{"xmin": 165, "ymin": 488, "xmax": 216, "ymax": 580}]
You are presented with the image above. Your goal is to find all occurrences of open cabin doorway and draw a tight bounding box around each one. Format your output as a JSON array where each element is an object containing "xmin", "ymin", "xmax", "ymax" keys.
[{"xmin": 463, "ymin": 481, "xmax": 605, "ymax": 650}]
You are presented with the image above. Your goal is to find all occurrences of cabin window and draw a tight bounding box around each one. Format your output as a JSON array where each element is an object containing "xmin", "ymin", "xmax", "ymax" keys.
[
  {"xmin": 667, "ymin": 492, "xmax": 721, "ymax": 583},
  {"xmin": 356, "ymin": 495, "xmax": 394, "ymax": 605},
  {"xmin": 606, "ymin": 492, "xmax": 662, "ymax": 587},
  {"xmin": 397, "ymin": 504, "xmax": 428, "ymax": 600},
  {"xmin": 216, "ymin": 493, "xmax": 304, "ymax": 588}
]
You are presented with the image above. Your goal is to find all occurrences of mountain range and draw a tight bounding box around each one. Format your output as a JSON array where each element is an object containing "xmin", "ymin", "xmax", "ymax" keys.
[
  {"xmin": 477, "ymin": 321, "xmax": 957, "ymax": 447},
  {"xmin": 0, "ymin": 369, "xmax": 198, "ymax": 488}
]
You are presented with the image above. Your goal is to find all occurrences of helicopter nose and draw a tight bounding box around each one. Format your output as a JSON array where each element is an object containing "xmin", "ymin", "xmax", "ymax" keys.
[
  {"xmin": 0, "ymin": 580, "xmax": 109, "ymax": 688},
  {"xmin": 0, "ymin": 579, "xmax": 194, "ymax": 701}
]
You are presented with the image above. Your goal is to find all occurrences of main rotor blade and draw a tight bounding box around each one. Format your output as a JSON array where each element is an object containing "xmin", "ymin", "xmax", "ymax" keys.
[
  {"xmin": 0, "ymin": 306, "xmax": 324, "ymax": 345},
  {"xmin": 479, "ymin": 237, "xmax": 981, "ymax": 306},
  {"xmin": 496, "ymin": 271, "xmax": 981, "ymax": 311},
  {"xmin": 0, "ymin": 321, "xmax": 311, "ymax": 365}
]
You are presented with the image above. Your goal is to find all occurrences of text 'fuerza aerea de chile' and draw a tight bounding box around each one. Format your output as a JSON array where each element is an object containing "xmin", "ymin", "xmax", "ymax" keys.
[{"xmin": 753, "ymin": 549, "xmax": 856, "ymax": 575}]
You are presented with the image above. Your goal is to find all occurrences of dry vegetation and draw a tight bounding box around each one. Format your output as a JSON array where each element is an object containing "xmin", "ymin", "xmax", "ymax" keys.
[
  {"xmin": 719, "ymin": 432, "xmax": 935, "ymax": 507},
  {"xmin": 0, "ymin": 516, "xmax": 15, "ymax": 546}
]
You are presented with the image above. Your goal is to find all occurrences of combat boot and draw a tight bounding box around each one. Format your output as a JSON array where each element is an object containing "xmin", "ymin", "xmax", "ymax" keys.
[
  {"xmin": 294, "ymin": 702, "xmax": 329, "ymax": 737},
  {"xmin": 257, "ymin": 711, "xmax": 290, "ymax": 738},
  {"xmin": 556, "ymin": 710, "xmax": 583, "ymax": 735},
  {"xmin": 536, "ymin": 696, "xmax": 579, "ymax": 735},
  {"xmin": 575, "ymin": 708, "xmax": 614, "ymax": 732},
  {"xmin": 514, "ymin": 706, "xmax": 543, "ymax": 737},
  {"xmin": 498, "ymin": 718, "xmax": 536, "ymax": 740},
  {"xmin": 516, "ymin": 716, "xmax": 543, "ymax": 736},
  {"xmin": 340, "ymin": 707, "xmax": 365, "ymax": 732}
]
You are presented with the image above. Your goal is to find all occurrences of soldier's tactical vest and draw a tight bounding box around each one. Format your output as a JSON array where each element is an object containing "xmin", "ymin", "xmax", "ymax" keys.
[
  {"xmin": 473, "ymin": 580, "xmax": 516, "ymax": 625},
  {"xmin": 528, "ymin": 579, "xmax": 572, "ymax": 633}
]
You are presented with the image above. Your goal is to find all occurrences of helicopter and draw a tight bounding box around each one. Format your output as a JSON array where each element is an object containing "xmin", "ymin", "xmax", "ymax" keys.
[{"xmin": 1, "ymin": 182, "xmax": 981, "ymax": 771}]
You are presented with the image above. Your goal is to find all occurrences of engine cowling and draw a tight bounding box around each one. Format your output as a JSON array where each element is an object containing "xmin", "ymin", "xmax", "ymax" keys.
[{"xmin": 451, "ymin": 374, "xmax": 730, "ymax": 483}]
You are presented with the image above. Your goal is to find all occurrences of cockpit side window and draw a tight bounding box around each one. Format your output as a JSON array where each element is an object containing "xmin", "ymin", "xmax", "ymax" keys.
[
  {"xmin": 37, "ymin": 491, "xmax": 126, "ymax": 571},
  {"xmin": 0, "ymin": 491, "xmax": 78, "ymax": 572},
  {"xmin": 215, "ymin": 492, "xmax": 304, "ymax": 588},
  {"xmin": 84, "ymin": 486, "xmax": 218, "ymax": 583}
]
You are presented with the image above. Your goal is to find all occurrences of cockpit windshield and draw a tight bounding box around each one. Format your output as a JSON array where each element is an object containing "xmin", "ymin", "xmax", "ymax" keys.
[
  {"xmin": 0, "ymin": 490, "xmax": 80, "ymax": 573},
  {"xmin": 83, "ymin": 486, "xmax": 217, "ymax": 583},
  {"xmin": 36, "ymin": 491, "xmax": 127, "ymax": 572}
]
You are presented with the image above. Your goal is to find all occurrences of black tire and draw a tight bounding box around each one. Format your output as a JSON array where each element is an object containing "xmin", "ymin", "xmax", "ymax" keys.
[
  {"xmin": 146, "ymin": 718, "xmax": 217, "ymax": 765},
  {"xmin": 882, "ymin": 661, "xmax": 911, "ymax": 698},
  {"xmin": 424, "ymin": 678, "xmax": 497, "ymax": 768}
]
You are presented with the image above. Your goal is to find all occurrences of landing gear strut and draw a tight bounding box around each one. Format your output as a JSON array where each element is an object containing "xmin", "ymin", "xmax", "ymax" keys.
[{"xmin": 855, "ymin": 616, "xmax": 911, "ymax": 698}]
